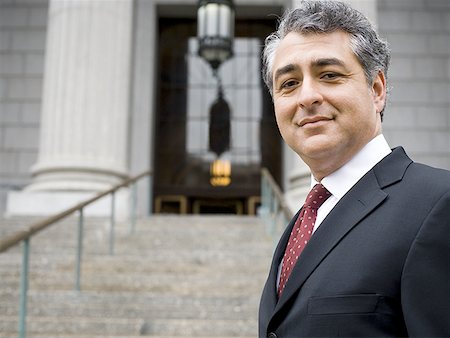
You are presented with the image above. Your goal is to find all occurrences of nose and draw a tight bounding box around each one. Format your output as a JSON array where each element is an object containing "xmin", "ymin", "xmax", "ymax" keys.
[{"xmin": 296, "ymin": 77, "xmax": 323, "ymax": 109}]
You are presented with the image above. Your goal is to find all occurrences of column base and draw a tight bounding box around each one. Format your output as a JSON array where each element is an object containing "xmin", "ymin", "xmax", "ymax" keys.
[
  {"xmin": 27, "ymin": 165, "xmax": 128, "ymax": 192},
  {"xmin": 285, "ymin": 165, "xmax": 311, "ymax": 213},
  {"xmin": 5, "ymin": 189, "xmax": 130, "ymax": 220}
]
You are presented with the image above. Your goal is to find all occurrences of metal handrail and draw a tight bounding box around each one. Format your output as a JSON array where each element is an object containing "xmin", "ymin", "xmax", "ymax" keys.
[
  {"xmin": 0, "ymin": 169, "xmax": 152, "ymax": 338},
  {"xmin": 0, "ymin": 170, "xmax": 151, "ymax": 253},
  {"xmin": 260, "ymin": 168, "xmax": 293, "ymax": 248}
]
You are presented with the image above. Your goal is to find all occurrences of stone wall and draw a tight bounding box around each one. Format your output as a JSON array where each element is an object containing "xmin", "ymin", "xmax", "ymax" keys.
[
  {"xmin": 0, "ymin": 0, "xmax": 48, "ymax": 213},
  {"xmin": 379, "ymin": 0, "xmax": 450, "ymax": 169}
]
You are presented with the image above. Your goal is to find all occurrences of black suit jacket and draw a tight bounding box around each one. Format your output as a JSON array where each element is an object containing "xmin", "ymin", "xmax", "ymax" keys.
[{"xmin": 259, "ymin": 147, "xmax": 450, "ymax": 337}]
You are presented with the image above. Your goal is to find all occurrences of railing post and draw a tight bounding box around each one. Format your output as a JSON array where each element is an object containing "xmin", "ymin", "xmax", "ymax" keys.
[
  {"xmin": 19, "ymin": 238, "xmax": 30, "ymax": 338},
  {"xmin": 259, "ymin": 172, "xmax": 270, "ymax": 229},
  {"xmin": 271, "ymin": 197, "xmax": 279, "ymax": 237},
  {"xmin": 261, "ymin": 174, "xmax": 267, "ymax": 210},
  {"xmin": 129, "ymin": 182, "xmax": 137, "ymax": 234},
  {"xmin": 75, "ymin": 208, "xmax": 84, "ymax": 291},
  {"xmin": 109, "ymin": 190, "xmax": 115, "ymax": 255},
  {"xmin": 148, "ymin": 174, "xmax": 153, "ymax": 215}
]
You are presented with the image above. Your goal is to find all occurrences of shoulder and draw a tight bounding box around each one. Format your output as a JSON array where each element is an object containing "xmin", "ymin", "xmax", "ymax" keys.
[
  {"xmin": 403, "ymin": 162, "xmax": 450, "ymax": 211},
  {"xmin": 374, "ymin": 147, "xmax": 450, "ymax": 209},
  {"xmin": 406, "ymin": 161, "xmax": 450, "ymax": 190},
  {"xmin": 378, "ymin": 148, "xmax": 450, "ymax": 222},
  {"xmin": 378, "ymin": 147, "xmax": 450, "ymax": 190}
]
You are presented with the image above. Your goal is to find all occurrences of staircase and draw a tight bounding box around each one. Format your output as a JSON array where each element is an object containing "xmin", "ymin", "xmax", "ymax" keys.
[{"xmin": 0, "ymin": 215, "xmax": 273, "ymax": 338}]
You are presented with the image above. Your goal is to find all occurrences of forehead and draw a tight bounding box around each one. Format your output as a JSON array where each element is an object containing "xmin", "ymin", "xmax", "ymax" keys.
[{"xmin": 273, "ymin": 30, "xmax": 357, "ymax": 71}]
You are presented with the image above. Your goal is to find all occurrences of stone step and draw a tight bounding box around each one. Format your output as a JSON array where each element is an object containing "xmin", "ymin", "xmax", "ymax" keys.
[
  {"xmin": 0, "ymin": 316, "xmax": 143, "ymax": 336},
  {"xmin": 1, "ymin": 216, "xmax": 271, "ymax": 254},
  {"xmin": 3, "ymin": 239, "xmax": 271, "ymax": 255},
  {"xmin": 0, "ymin": 215, "xmax": 263, "ymax": 232},
  {"xmin": 0, "ymin": 249, "xmax": 271, "ymax": 271},
  {"xmin": 1, "ymin": 272, "xmax": 267, "ymax": 294},
  {"xmin": 0, "ymin": 262, "xmax": 269, "ymax": 283},
  {"xmin": 0, "ymin": 336, "xmax": 253, "ymax": 338},
  {"xmin": 0, "ymin": 215, "xmax": 271, "ymax": 337},
  {"xmin": 139, "ymin": 318, "xmax": 257, "ymax": 336},
  {"xmin": 0, "ymin": 290, "xmax": 260, "ymax": 320},
  {"xmin": 0, "ymin": 316, "xmax": 257, "ymax": 337},
  {"xmin": 1, "ymin": 248, "xmax": 272, "ymax": 266}
]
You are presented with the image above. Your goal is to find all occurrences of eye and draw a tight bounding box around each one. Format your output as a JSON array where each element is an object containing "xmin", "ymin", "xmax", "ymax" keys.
[
  {"xmin": 280, "ymin": 79, "xmax": 299, "ymax": 89},
  {"xmin": 321, "ymin": 72, "xmax": 341, "ymax": 80}
]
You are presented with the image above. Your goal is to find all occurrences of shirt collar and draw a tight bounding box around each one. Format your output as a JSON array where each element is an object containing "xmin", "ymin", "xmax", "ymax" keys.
[{"xmin": 311, "ymin": 134, "xmax": 392, "ymax": 199}]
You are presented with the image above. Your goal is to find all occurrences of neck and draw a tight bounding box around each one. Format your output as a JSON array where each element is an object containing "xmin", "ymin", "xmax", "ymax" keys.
[{"xmin": 306, "ymin": 133, "xmax": 384, "ymax": 182}]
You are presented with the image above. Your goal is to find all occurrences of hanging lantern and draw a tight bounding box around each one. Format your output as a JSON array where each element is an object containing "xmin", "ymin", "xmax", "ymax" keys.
[
  {"xmin": 209, "ymin": 85, "xmax": 231, "ymax": 157},
  {"xmin": 197, "ymin": 0, "xmax": 235, "ymax": 71}
]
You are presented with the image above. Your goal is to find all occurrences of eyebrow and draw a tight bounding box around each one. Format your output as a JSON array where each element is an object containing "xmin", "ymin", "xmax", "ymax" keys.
[
  {"xmin": 273, "ymin": 57, "xmax": 346, "ymax": 83},
  {"xmin": 312, "ymin": 57, "xmax": 346, "ymax": 68}
]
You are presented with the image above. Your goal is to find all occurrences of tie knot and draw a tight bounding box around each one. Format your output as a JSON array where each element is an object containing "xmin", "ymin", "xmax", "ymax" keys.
[{"xmin": 304, "ymin": 184, "xmax": 331, "ymax": 209}]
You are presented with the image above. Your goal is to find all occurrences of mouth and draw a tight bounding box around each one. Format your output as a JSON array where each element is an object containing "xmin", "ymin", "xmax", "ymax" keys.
[{"xmin": 298, "ymin": 116, "xmax": 332, "ymax": 127}]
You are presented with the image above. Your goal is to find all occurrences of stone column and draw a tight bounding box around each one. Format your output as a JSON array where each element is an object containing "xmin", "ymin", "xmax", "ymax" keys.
[
  {"xmin": 28, "ymin": 0, "xmax": 133, "ymax": 191},
  {"xmin": 7, "ymin": 0, "xmax": 133, "ymax": 216},
  {"xmin": 283, "ymin": 0, "xmax": 378, "ymax": 212}
]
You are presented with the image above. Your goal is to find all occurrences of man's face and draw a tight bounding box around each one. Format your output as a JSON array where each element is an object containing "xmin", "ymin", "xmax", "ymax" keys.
[{"xmin": 272, "ymin": 31, "xmax": 386, "ymax": 180}]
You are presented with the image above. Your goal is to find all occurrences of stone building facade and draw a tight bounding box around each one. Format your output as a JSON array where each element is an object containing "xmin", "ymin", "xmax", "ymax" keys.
[{"xmin": 0, "ymin": 0, "xmax": 449, "ymax": 217}]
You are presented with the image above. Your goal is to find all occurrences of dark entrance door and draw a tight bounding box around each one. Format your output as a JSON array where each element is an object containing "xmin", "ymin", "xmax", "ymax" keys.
[{"xmin": 153, "ymin": 15, "xmax": 281, "ymax": 214}]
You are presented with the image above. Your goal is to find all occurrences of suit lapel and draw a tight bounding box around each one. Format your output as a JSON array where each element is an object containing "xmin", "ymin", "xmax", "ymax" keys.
[{"xmin": 270, "ymin": 147, "xmax": 412, "ymax": 319}]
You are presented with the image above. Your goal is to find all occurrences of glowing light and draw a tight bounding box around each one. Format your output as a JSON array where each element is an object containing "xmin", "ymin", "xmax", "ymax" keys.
[{"xmin": 210, "ymin": 159, "xmax": 231, "ymax": 186}]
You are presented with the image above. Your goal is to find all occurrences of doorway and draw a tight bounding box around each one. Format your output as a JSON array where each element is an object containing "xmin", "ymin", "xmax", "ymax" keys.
[{"xmin": 153, "ymin": 14, "xmax": 281, "ymax": 214}]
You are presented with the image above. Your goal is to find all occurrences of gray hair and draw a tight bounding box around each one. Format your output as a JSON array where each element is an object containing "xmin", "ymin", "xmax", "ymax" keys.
[{"xmin": 263, "ymin": 0, "xmax": 390, "ymax": 115}]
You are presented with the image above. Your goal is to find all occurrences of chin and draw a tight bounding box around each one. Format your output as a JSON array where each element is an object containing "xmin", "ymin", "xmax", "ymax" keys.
[{"xmin": 295, "ymin": 139, "xmax": 335, "ymax": 157}]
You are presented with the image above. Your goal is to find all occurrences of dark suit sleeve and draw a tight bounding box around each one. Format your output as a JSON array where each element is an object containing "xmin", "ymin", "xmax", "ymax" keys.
[{"xmin": 401, "ymin": 190, "xmax": 450, "ymax": 337}]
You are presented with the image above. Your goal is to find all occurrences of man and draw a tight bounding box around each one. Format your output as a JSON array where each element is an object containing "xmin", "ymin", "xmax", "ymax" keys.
[{"xmin": 258, "ymin": 1, "xmax": 450, "ymax": 337}]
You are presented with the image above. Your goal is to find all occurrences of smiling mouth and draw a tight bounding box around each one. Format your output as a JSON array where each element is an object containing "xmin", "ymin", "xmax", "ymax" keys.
[{"xmin": 298, "ymin": 117, "xmax": 332, "ymax": 127}]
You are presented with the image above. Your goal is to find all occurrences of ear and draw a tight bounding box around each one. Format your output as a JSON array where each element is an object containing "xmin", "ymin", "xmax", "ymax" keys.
[{"xmin": 372, "ymin": 71, "xmax": 387, "ymax": 114}]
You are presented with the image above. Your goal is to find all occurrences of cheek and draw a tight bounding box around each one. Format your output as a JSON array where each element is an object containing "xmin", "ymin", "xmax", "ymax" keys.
[
  {"xmin": 274, "ymin": 99, "xmax": 295, "ymax": 122},
  {"xmin": 333, "ymin": 106, "xmax": 376, "ymax": 142}
]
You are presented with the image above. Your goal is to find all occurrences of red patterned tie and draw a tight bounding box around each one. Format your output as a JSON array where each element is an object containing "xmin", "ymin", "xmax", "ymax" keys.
[{"xmin": 278, "ymin": 184, "xmax": 331, "ymax": 296}]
